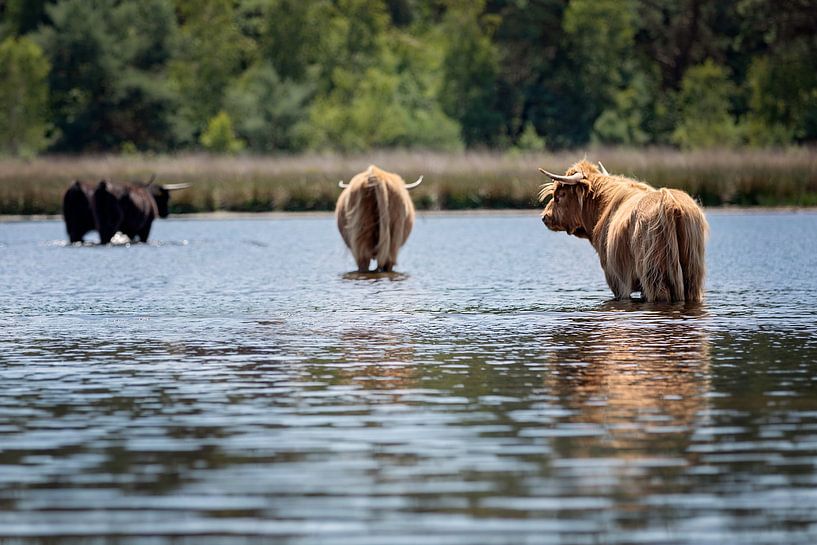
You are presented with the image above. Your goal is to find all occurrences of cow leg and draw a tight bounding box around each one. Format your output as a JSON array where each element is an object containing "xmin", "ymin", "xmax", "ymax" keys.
[
  {"xmin": 380, "ymin": 262, "xmax": 394, "ymax": 273},
  {"xmin": 98, "ymin": 229, "xmax": 115, "ymax": 245},
  {"xmin": 642, "ymin": 282, "xmax": 671, "ymax": 304},
  {"xmin": 604, "ymin": 270, "xmax": 630, "ymax": 300},
  {"xmin": 137, "ymin": 224, "xmax": 152, "ymax": 243},
  {"xmin": 356, "ymin": 258, "xmax": 370, "ymax": 273}
]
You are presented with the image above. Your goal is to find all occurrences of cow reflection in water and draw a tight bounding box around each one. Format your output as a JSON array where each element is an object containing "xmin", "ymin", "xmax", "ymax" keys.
[{"xmin": 544, "ymin": 303, "xmax": 712, "ymax": 455}]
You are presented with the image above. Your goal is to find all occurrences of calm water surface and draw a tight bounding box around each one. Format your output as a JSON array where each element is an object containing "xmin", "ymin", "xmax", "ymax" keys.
[{"xmin": 1, "ymin": 211, "xmax": 816, "ymax": 545}]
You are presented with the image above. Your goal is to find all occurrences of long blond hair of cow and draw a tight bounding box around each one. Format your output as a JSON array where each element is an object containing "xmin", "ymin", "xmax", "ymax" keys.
[
  {"xmin": 540, "ymin": 161, "xmax": 708, "ymax": 302},
  {"xmin": 337, "ymin": 167, "xmax": 414, "ymax": 271}
]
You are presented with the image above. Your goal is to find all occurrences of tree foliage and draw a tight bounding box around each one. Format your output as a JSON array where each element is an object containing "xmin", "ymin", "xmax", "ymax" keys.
[
  {"xmin": 0, "ymin": 36, "xmax": 51, "ymax": 156},
  {"xmin": 36, "ymin": 0, "xmax": 179, "ymax": 151},
  {"xmin": 1, "ymin": 0, "xmax": 815, "ymax": 153},
  {"xmin": 200, "ymin": 111, "xmax": 245, "ymax": 154},
  {"xmin": 672, "ymin": 60, "xmax": 740, "ymax": 149}
]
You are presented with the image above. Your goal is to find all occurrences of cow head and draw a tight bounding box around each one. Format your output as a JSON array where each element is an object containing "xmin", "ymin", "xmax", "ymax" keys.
[
  {"xmin": 539, "ymin": 161, "xmax": 601, "ymax": 239},
  {"xmin": 147, "ymin": 182, "xmax": 191, "ymax": 218},
  {"xmin": 338, "ymin": 169, "xmax": 424, "ymax": 189}
]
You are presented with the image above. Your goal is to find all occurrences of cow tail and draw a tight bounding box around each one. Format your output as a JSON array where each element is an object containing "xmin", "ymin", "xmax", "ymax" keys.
[
  {"xmin": 372, "ymin": 175, "xmax": 392, "ymax": 268},
  {"xmin": 657, "ymin": 188, "xmax": 685, "ymax": 302}
]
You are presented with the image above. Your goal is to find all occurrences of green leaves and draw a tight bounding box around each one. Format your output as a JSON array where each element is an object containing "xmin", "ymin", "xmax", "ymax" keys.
[
  {"xmin": 672, "ymin": 60, "xmax": 740, "ymax": 149},
  {"xmin": 1, "ymin": 0, "xmax": 816, "ymax": 153},
  {"xmin": 0, "ymin": 36, "xmax": 51, "ymax": 157},
  {"xmin": 200, "ymin": 111, "xmax": 245, "ymax": 154},
  {"xmin": 38, "ymin": 0, "xmax": 180, "ymax": 151},
  {"xmin": 304, "ymin": 65, "xmax": 462, "ymax": 152}
]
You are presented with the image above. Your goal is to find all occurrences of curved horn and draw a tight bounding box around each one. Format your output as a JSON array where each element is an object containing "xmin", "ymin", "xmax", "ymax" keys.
[
  {"xmin": 160, "ymin": 183, "xmax": 192, "ymax": 191},
  {"xmin": 403, "ymin": 175, "xmax": 424, "ymax": 189},
  {"xmin": 145, "ymin": 174, "xmax": 157, "ymax": 187},
  {"xmin": 598, "ymin": 161, "xmax": 609, "ymax": 176},
  {"xmin": 338, "ymin": 180, "xmax": 349, "ymax": 188},
  {"xmin": 538, "ymin": 168, "xmax": 584, "ymax": 183}
]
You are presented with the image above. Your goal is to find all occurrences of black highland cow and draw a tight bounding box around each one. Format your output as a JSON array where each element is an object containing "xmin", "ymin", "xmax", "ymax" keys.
[{"xmin": 62, "ymin": 177, "xmax": 190, "ymax": 244}]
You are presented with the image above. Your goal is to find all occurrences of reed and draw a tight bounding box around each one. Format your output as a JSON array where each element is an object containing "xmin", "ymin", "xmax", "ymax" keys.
[{"xmin": 1, "ymin": 148, "xmax": 816, "ymax": 215}]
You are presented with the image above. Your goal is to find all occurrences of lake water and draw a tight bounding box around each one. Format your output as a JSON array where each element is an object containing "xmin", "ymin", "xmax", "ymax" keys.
[{"xmin": 1, "ymin": 211, "xmax": 816, "ymax": 545}]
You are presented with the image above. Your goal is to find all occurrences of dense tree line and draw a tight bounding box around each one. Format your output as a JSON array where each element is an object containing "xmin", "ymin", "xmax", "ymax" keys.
[{"xmin": 0, "ymin": 0, "xmax": 815, "ymax": 156}]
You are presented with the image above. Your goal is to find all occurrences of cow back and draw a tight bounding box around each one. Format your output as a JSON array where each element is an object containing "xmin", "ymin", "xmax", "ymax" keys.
[
  {"xmin": 336, "ymin": 165, "xmax": 415, "ymax": 271},
  {"xmin": 118, "ymin": 186, "xmax": 158, "ymax": 237}
]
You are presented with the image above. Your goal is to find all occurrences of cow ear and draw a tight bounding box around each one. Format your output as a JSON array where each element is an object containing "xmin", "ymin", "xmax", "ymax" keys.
[{"xmin": 573, "ymin": 178, "xmax": 593, "ymax": 193}]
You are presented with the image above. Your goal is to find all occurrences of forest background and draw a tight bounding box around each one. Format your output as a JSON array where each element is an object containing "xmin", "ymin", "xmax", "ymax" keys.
[{"xmin": 1, "ymin": 0, "xmax": 816, "ymax": 213}]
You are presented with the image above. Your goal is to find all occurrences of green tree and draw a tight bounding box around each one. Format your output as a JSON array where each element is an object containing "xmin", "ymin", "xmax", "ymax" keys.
[
  {"xmin": 303, "ymin": 65, "xmax": 461, "ymax": 151},
  {"xmin": 0, "ymin": 36, "xmax": 51, "ymax": 156},
  {"xmin": 249, "ymin": 0, "xmax": 333, "ymax": 81},
  {"xmin": 439, "ymin": 3, "xmax": 503, "ymax": 147},
  {"xmin": 200, "ymin": 111, "xmax": 245, "ymax": 153},
  {"xmin": 170, "ymin": 0, "xmax": 253, "ymax": 145},
  {"xmin": 562, "ymin": 0, "xmax": 638, "ymax": 144},
  {"xmin": 672, "ymin": 60, "xmax": 740, "ymax": 149},
  {"xmin": 38, "ymin": 0, "xmax": 179, "ymax": 151},
  {"xmin": 592, "ymin": 74, "xmax": 652, "ymax": 146},
  {"xmin": 738, "ymin": 0, "xmax": 817, "ymax": 145},
  {"xmin": 316, "ymin": 0, "xmax": 391, "ymax": 89},
  {"xmin": 488, "ymin": 1, "xmax": 570, "ymax": 148},
  {"xmin": 1, "ymin": 0, "xmax": 55, "ymax": 37},
  {"xmin": 634, "ymin": 0, "xmax": 739, "ymax": 92},
  {"xmin": 297, "ymin": 0, "xmax": 461, "ymax": 151},
  {"xmin": 512, "ymin": 122, "xmax": 546, "ymax": 153},
  {"xmin": 224, "ymin": 61, "xmax": 312, "ymax": 152}
]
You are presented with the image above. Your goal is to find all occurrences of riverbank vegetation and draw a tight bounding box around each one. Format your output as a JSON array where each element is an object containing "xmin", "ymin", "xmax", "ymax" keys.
[{"xmin": 2, "ymin": 149, "xmax": 816, "ymax": 215}]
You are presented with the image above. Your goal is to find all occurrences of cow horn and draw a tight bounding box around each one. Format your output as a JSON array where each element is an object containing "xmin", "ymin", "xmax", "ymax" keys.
[
  {"xmin": 403, "ymin": 175, "xmax": 424, "ymax": 189},
  {"xmin": 538, "ymin": 168, "xmax": 584, "ymax": 183},
  {"xmin": 338, "ymin": 180, "xmax": 349, "ymax": 188},
  {"xmin": 160, "ymin": 183, "xmax": 192, "ymax": 191},
  {"xmin": 598, "ymin": 162, "xmax": 609, "ymax": 176},
  {"xmin": 145, "ymin": 174, "xmax": 157, "ymax": 187}
]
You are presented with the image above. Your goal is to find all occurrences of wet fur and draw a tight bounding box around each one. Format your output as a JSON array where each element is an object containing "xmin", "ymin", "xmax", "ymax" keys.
[
  {"xmin": 540, "ymin": 160, "xmax": 708, "ymax": 303},
  {"xmin": 336, "ymin": 165, "xmax": 415, "ymax": 272}
]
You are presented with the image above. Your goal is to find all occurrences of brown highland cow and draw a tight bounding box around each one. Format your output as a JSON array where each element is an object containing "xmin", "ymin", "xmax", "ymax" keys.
[
  {"xmin": 336, "ymin": 165, "xmax": 423, "ymax": 272},
  {"xmin": 539, "ymin": 160, "xmax": 708, "ymax": 303}
]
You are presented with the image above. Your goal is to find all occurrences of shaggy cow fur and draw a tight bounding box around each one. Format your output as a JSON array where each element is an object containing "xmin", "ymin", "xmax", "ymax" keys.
[
  {"xmin": 335, "ymin": 165, "xmax": 420, "ymax": 272},
  {"xmin": 539, "ymin": 160, "xmax": 708, "ymax": 303}
]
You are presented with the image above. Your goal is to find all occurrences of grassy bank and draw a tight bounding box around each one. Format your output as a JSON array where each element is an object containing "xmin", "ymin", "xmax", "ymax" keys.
[{"xmin": 1, "ymin": 149, "xmax": 816, "ymax": 215}]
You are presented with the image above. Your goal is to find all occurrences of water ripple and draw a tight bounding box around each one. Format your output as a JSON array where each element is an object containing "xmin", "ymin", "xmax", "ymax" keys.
[{"xmin": 0, "ymin": 214, "xmax": 815, "ymax": 544}]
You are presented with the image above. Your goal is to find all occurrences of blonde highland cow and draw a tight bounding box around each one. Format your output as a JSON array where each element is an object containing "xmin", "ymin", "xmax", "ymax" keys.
[
  {"xmin": 336, "ymin": 165, "xmax": 423, "ymax": 273},
  {"xmin": 539, "ymin": 160, "xmax": 708, "ymax": 303}
]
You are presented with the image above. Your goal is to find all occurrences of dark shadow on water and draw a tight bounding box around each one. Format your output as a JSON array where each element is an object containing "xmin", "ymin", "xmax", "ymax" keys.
[
  {"xmin": 594, "ymin": 297, "xmax": 708, "ymax": 318},
  {"xmin": 241, "ymin": 239, "xmax": 268, "ymax": 248},
  {"xmin": 341, "ymin": 271, "xmax": 409, "ymax": 282}
]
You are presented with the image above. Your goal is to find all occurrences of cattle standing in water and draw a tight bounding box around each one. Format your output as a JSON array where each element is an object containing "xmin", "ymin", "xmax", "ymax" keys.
[
  {"xmin": 62, "ymin": 181, "xmax": 97, "ymax": 244},
  {"xmin": 539, "ymin": 160, "xmax": 708, "ymax": 303},
  {"xmin": 62, "ymin": 177, "xmax": 190, "ymax": 244},
  {"xmin": 335, "ymin": 165, "xmax": 423, "ymax": 272}
]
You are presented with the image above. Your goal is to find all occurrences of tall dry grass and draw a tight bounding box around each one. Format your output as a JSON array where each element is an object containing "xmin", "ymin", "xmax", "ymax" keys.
[{"xmin": 1, "ymin": 148, "xmax": 816, "ymax": 215}]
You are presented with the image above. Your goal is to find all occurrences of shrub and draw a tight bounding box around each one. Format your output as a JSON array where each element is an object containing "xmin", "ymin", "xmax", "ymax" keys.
[{"xmin": 199, "ymin": 111, "xmax": 245, "ymax": 154}]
